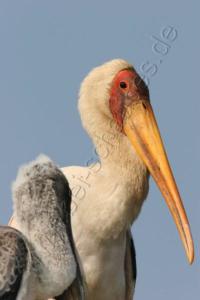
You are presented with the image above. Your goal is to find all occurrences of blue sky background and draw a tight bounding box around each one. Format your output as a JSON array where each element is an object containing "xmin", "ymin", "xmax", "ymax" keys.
[{"xmin": 0, "ymin": 1, "xmax": 199, "ymax": 299}]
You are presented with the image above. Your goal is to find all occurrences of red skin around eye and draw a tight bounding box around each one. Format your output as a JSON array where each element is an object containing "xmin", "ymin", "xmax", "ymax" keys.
[
  {"xmin": 109, "ymin": 69, "xmax": 149, "ymax": 130},
  {"xmin": 109, "ymin": 70, "xmax": 135, "ymax": 129}
]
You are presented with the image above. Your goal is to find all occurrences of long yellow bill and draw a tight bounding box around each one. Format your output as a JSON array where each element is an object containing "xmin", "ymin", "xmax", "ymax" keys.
[{"xmin": 123, "ymin": 99, "xmax": 194, "ymax": 264}]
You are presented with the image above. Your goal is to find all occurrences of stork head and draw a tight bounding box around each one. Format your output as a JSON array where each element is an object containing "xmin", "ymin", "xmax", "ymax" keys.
[
  {"xmin": 79, "ymin": 59, "xmax": 194, "ymax": 264},
  {"xmin": 13, "ymin": 155, "xmax": 71, "ymax": 229}
]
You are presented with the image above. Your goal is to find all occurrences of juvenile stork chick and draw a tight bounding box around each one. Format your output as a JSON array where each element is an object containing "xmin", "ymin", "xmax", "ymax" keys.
[{"xmin": 0, "ymin": 155, "xmax": 85, "ymax": 300}]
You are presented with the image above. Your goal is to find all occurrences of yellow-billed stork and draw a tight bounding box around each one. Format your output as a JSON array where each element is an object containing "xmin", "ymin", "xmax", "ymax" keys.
[{"xmin": 9, "ymin": 59, "xmax": 194, "ymax": 300}]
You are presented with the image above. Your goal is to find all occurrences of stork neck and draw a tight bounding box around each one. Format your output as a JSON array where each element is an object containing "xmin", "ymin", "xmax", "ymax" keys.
[
  {"xmin": 91, "ymin": 115, "xmax": 147, "ymax": 179},
  {"xmin": 83, "ymin": 117, "xmax": 149, "ymax": 239}
]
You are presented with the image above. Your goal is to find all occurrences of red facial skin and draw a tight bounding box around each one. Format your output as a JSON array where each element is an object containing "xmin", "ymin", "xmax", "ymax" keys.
[{"xmin": 109, "ymin": 69, "xmax": 149, "ymax": 130}]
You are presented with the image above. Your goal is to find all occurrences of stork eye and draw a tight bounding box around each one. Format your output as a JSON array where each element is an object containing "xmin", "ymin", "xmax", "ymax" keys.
[{"xmin": 120, "ymin": 81, "xmax": 127, "ymax": 89}]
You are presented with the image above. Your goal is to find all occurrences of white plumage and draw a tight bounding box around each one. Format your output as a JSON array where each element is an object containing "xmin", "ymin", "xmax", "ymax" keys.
[{"xmin": 10, "ymin": 59, "xmax": 194, "ymax": 300}]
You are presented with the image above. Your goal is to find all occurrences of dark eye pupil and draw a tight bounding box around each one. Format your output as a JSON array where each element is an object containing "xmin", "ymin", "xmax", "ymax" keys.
[{"xmin": 120, "ymin": 81, "xmax": 127, "ymax": 89}]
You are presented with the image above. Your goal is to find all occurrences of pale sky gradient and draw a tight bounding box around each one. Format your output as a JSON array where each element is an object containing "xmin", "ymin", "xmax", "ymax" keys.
[{"xmin": 0, "ymin": 1, "xmax": 199, "ymax": 299}]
